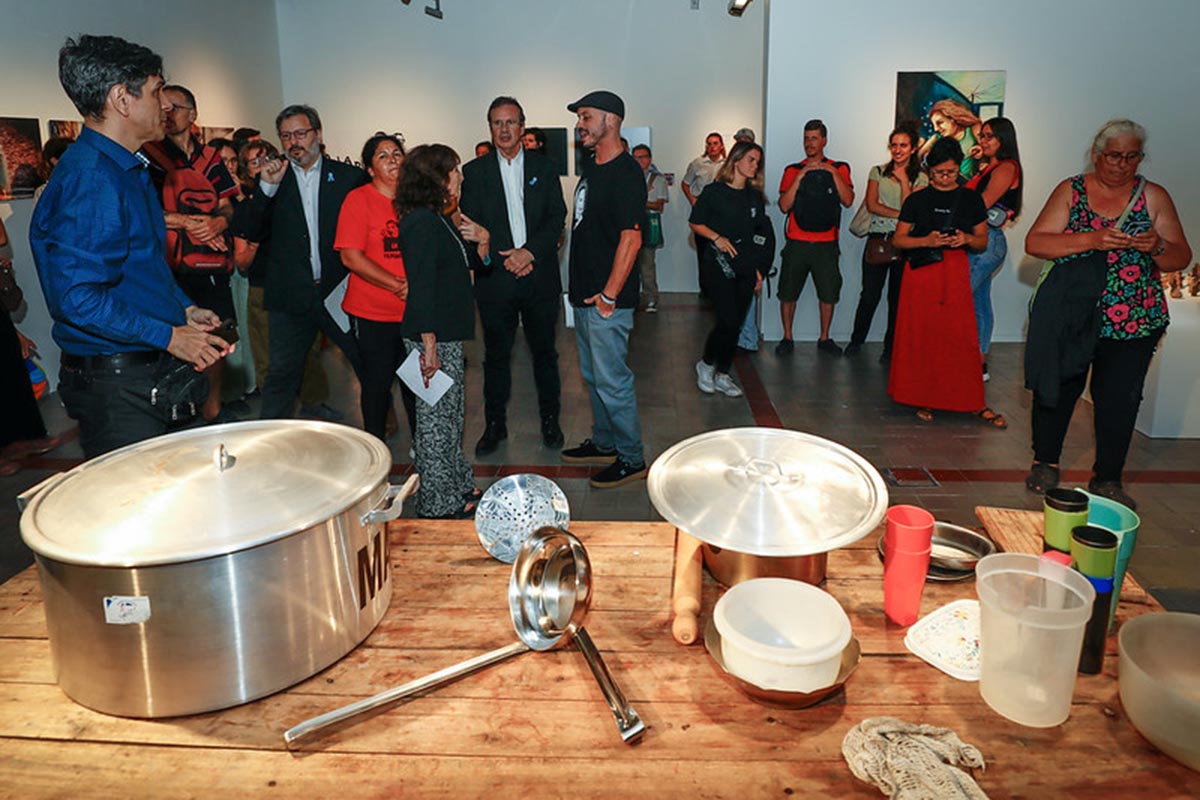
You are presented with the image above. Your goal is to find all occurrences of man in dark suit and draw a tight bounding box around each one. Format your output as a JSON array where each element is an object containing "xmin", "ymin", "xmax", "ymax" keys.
[
  {"xmin": 460, "ymin": 95, "xmax": 568, "ymax": 454},
  {"xmin": 251, "ymin": 104, "xmax": 367, "ymax": 419}
]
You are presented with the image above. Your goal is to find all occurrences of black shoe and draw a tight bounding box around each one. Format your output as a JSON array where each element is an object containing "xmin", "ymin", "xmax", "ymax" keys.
[
  {"xmin": 590, "ymin": 457, "xmax": 648, "ymax": 488},
  {"xmin": 844, "ymin": 342, "xmax": 863, "ymax": 356},
  {"xmin": 474, "ymin": 421, "xmax": 507, "ymax": 456},
  {"xmin": 561, "ymin": 438, "xmax": 617, "ymax": 465},
  {"xmin": 774, "ymin": 339, "xmax": 794, "ymax": 356},
  {"xmin": 817, "ymin": 338, "xmax": 843, "ymax": 356},
  {"xmin": 541, "ymin": 416, "xmax": 564, "ymax": 448},
  {"xmin": 1088, "ymin": 478, "xmax": 1138, "ymax": 511},
  {"xmin": 1024, "ymin": 462, "xmax": 1060, "ymax": 494}
]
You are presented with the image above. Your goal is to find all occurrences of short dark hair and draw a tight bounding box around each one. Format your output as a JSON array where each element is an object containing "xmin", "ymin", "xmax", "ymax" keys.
[
  {"xmin": 163, "ymin": 84, "xmax": 196, "ymax": 111},
  {"xmin": 526, "ymin": 127, "xmax": 547, "ymax": 150},
  {"xmin": 40, "ymin": 136, "xmax": 74, "ymax": 179},
  {"xmin": 487, "ymin": 96, "xmax": 525, "ymax": 125},
  {"xmin": 394, "ymin": 144, "xmax": 461, "ymax": 219},
  {"xmin": 361, "ymin": 133, "xmax": 405, "ymax": 168},
  {"xmin": 232, "ymin": 126, "xmax": 260, "ymax": 143},
  {"xmin": 475, "ymin": 141, "xmax": 493, "ymax": 154},
  {"xmin": 804, "ymin": 119, "xmax": 827, "ymax": 137},
  {"xmin": 58, "ymin": 35, "xmax": 163, "ymax": 120},
  {"xmin": 208, "ymin": 137, "xmax": 236, "ymax": 153},
  {"xmin": 632, "ymin": 144, "xmax": 651, "ymax": 157},
  {"xmin": 276, "ymin": 104, "xmax": 321, "ymax": 133},
  {"xmin": 927, "ymin": 136, "xmax": 964, "ymax": 167}
]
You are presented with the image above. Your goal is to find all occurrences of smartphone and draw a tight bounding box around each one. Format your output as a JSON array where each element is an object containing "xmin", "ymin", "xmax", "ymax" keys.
[{"xmin": 213, "ymin": 318, "xmax": 240, "ymax": 345}]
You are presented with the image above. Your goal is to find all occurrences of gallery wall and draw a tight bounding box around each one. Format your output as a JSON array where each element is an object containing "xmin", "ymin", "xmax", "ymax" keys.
[
  {"xmin": 0, "ymin": 0, "xmax": 285, "ymax": 381},
  {"xmin": 762, "ymin": 0, "xmax": 1200, "ymax": 344}
]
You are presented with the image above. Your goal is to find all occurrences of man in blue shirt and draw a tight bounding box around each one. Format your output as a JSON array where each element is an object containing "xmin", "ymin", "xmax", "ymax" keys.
[{"xmin": 30, "ymin": 35, "xmax": 233, "ymax": 458}]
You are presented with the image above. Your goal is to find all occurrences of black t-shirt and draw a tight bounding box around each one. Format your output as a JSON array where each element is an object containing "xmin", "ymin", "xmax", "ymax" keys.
[
  {"xmin": 568, "ymin": 152, "xmax": 647, "ymax": 308},
  {"xmin": 229, "ymin": 191, "xmax": 271, "ymax": 287},
  {"xmin": 899, "ymin": 186, "xmax": 987, "ymax": 240},
  {"xmin": 689, "ymin": 182, "xmax": 774, "ymax": 275}
]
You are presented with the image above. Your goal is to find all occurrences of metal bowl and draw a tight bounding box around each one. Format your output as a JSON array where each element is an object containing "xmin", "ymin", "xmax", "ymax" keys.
[
  {"xmin": 875, "ymin": 521, "xmax": 996, "ymax": 582},
  {"xmin": 475, "ymin": 474, "xmax": 570, "ymax": 563}
]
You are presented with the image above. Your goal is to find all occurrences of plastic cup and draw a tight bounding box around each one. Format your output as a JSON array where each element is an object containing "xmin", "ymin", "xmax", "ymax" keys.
[
  {"xmin": 1043, "ymin": 489, "xmax": 1089, "ymax": 553},
  {"xmin": 1070, "ymin": 525, "xmax": 1118, "ymax": 579},
  {"xmin": 975, "ymin": 553, "xmax": 1096, "ymax": 727},
  {"xmin": 1079, "ymin": 490, "xmax": 1140, "ymax": 632},
  {"xmin": 883, "ymin": 505, "xmax": 933, "ymax": 626}
]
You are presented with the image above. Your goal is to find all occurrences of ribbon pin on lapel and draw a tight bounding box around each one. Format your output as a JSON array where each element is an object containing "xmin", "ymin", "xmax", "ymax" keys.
[
  {"xmin": 327, "ymin": 173, "xmax": 335, "ymax": 183},
  {"xmin": 529, "ymin": 176, "xmax": 538, "ymax": 186}
]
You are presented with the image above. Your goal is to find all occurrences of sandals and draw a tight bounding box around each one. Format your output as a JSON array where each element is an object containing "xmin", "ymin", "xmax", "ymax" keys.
[
  {"xmin": 976, "ymin": 408, "xmax": 1007, "ymax": 429},
  {"xmin": 915, "ymin": 409, "xmax": 934, "ymax": 422}
]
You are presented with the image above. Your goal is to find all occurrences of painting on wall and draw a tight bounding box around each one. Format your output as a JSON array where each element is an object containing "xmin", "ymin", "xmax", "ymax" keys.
[
  {"xmin": 895, "ymin": 70, "xmax": 1006, "ymax": 178},
  {"xmin": 48, "ymin": 119, "xmax": 81, "ymax": 140},
  {"xmin": 0, "ymin": 116, "xmax": 45, "ymax": 200},
  {"xmin": 535, "ymin": 127, "xmax": 569, "ymax": 177},
  {"xmin": 200, "ymin": 126, "xmax": 235, "ymax": 146}
]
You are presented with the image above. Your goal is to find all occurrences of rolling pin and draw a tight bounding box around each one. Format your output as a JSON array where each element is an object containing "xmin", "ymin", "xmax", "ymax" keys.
[{"xmin": 671, "ymin": 529, "xmax": 704, "ymax": 645}]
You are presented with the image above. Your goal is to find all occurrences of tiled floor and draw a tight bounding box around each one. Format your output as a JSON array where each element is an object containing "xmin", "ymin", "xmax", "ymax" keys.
[{"xmin": 3, "ymin": 292, "xmax": 1197, "ymax": 610}]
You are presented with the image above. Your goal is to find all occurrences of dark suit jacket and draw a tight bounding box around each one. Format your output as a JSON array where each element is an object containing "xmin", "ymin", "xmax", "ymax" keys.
[
  {"xmin": 248, "ymin": 156, "xmax": 367, "ymax": 314},
  {"xmin": 460, "ymin": 149, "xmax": 566, "ymax": 301}
]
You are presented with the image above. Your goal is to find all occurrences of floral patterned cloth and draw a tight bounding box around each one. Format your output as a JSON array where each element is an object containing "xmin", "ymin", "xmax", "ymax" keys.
[{"xmin": 1063, "ymin": 174, "xmax": 1168, "ymax": 340}]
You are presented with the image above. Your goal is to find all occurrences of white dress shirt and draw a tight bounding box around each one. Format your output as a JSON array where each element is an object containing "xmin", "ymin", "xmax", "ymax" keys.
[
  {"xmin": 260, "ymin": 154, "xmax": 325, "ymax": 281},
  {"xmin": 497, "ymin": 148, "xmax": 527, "ymax": 250}
]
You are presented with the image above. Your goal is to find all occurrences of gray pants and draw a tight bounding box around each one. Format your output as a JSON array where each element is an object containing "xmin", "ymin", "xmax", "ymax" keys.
[{"xmin": 637, "ymin": 247, "xmax": 659, "ymax": 306}]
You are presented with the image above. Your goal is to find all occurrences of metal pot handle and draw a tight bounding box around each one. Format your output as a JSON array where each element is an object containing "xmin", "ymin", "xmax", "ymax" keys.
[
  {"xmin": 359, "ymin": 474, "xmax": 420, "ymax": 525},
  {"xmin": 16, "ymin": 471, "xmax": 69, "ymax": 513}
]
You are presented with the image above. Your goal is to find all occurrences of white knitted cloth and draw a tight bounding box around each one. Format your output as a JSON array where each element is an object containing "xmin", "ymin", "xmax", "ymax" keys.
[{"xmin": 842, "ymin": 716, "xmax": 989, "ymax": 800}]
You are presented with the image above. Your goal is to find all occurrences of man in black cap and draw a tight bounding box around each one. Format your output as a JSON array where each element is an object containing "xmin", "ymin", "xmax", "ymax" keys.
[{"xmin": 559, "ymin": 90, "xmax": 648, "ymax": 488}]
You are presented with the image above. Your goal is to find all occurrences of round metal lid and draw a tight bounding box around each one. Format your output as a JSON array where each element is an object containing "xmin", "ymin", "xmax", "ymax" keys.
[
  {"xmin": 20, "ymin": 420, "xmax": 393, "ymax": 567},
  {"xmin": 647, "ymin": 428, "xmax": 888, "ymax": 557}
]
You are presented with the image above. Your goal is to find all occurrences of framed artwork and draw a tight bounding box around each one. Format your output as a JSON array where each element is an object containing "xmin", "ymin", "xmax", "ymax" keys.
[
  {"xmin": 0, "ymin": 117, "xmax": 44, "ymax": 200},
  {"xmin": 48, "ymin": 119, "xmax": 81, "ymax": 140},
  {"xmin": 895, "ymin": 70, "xmax": 1006, "ymax": 177},
  {"xmin": 200, "ymin": 126, "xmax": 235, "ymax": 146},
  {"xmin": 537, "ymin": 127, "xmax": 569, "ymax": 177}
]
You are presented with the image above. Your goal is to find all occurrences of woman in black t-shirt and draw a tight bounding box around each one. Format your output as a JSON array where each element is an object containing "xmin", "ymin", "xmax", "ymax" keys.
[
  {"xmin": 890, "ymin": 137, "xmax": 1006, "ymax": 427},
  {"xmin": 688, "ymin": 141, "xmax": 775, "ymax": 397}
]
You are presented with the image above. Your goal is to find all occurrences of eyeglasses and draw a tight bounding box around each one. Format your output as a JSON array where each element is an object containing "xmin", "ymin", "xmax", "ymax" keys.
[
  {"xmin": 168, "ymin": 104, "xmax": 194, "ymax": 113},
  {"xmin": 1100, "ymin": 150, "xmax": 1144, "ymax": 165},
  {"xmin": 930, "ymin": 168, "xmax": 959, "ymax": 179},
  {"xmin": 279, "ymin": 127, "xmax": 316, "ymax": 142}
]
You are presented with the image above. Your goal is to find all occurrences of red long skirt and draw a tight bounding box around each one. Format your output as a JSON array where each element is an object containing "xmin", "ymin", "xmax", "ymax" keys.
[{"xmin": 888, "ymin": 248, "xmax": 984, "ymax": 412}]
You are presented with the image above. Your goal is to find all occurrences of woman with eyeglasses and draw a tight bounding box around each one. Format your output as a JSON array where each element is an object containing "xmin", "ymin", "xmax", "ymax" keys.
[
  {"xmin": 231, "ymin": 139, "xmax": 280, "ymax": 398},
  {"xmin": 917, "ymin": 99, "xmax": 982, "ymax": 179},
  {"xmin": 890, "ymin": 137, "xmax": 1006, "ymax": 428},
  {"xmin": 394, "ymin": 144, "xmax": 483, "ymax": 518},
  {"xmin": 1022, "ymin": 119, "xmax": 1191, "ymax": 509},
  {"xmin": 334, "ymin": 133, "xmax": 417, "ymax": 445},
  {"xmin": 964, "ymin": 118, "xmax": 1023, "ymax": 381}
]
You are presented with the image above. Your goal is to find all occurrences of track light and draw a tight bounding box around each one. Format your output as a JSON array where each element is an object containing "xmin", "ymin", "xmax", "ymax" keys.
[{"xmin": 728, "ymin": 0, "xmax": 753, "ymax": 16}]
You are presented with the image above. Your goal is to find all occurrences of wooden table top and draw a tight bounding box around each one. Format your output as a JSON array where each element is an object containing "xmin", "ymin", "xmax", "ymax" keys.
[{"xmin": 1, "ymin": 517, "xmax": 1196, "ymax": 798}]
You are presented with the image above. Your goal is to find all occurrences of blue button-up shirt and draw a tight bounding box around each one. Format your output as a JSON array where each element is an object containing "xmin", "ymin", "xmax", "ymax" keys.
[{"xmin": 30, "ymin": 127, "xmax": 193, "ymax": 356}]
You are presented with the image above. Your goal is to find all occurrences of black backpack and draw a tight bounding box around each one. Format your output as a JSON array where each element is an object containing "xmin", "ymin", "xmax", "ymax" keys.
[{"xmin": 789, "ymin": 161, "xmax": 845, "ymax": 232}]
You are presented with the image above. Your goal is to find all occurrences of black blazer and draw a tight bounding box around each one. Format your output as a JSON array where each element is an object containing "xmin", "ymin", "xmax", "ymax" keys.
[
  {"xmin": 248, "ymin": 156, "xmax": 367, "ymax": 314},
  {"xmin": 399, "ymin": 208, "xmax": 480, "ymax": 343},
  {"xmin": 459, "ymin": 149, "xmax": 566, "ymax": 301}
]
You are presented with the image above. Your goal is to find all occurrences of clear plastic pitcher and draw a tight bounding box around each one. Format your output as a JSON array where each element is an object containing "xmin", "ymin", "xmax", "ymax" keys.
[{"xmin": 975, "ymin": 553, "xmax": 1096, "ymax": 727}]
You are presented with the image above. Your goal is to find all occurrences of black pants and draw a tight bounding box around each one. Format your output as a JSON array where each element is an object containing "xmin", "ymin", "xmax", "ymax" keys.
[
  {"xmin": 1031, "ymin": 331, "xmax": 1162, "ymax": 482},
  {"xmin": 350, "ymin": 315, "xmax": 417, "ymax": 442},
  {"xmin": 2, "ymin": 310, "xmax": 47, "ymax": 450},
  {"xmin": 699, "ymin": 257, "xmax": 756, "ymax": 374},
  {"xmin": 849, "ymin": 241, "xmax": 903, "ymax": 351},
  {"xmin": 477, "ymin": 288, "xmax": 560, "ymax": 424},
  {"xmin": 261, "ymin": 298, "xmax": 363, "ymax": 419}
]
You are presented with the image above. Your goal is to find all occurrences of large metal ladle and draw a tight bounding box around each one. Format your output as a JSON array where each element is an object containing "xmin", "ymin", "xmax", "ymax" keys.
[{"xmin": 283, "ymin": 528, "xmax": 643, "ymax": 746}]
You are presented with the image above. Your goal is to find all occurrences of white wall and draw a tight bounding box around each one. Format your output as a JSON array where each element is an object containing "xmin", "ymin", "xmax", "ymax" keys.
[
  {"xmin": 272, "ymin": 0, "xmax": 766, "ymax": 293},
  {"xmin": 0, "ymin": 0, "xmax": 284, "ymax": 381},
  {"xmin": 763, "ymin": 0, "xmax": 1200, "ymax": 343}
]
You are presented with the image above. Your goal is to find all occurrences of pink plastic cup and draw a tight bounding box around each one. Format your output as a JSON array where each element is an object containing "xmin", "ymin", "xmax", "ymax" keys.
[{"xmin": 883, "ymin": 505, "xmax": 934, "ymax": 626}]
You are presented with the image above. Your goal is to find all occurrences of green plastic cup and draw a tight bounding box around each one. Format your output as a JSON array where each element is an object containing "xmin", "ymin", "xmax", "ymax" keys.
[
  {"xmin": 1070, "ymin": 525, "xmax": 1118, "ymax": 579},
  {"xmin": 1044, "ymin": 489, "xmax": 1089, "ymax": 553}
]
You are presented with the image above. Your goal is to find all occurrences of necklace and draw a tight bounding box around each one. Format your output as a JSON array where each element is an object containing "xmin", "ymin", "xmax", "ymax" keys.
[{"xmin": 439, "ymin": 214, "xmax": 470, "ymax": 268}]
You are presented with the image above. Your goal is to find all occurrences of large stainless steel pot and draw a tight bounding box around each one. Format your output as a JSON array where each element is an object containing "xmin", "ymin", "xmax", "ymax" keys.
[
  {"xmin": 18, "ymin": 420, "xmax": 414, "ymax": 718},
  {"xmin": 648, "ymin": 428, "xmax": 888, "ymax": 586}
]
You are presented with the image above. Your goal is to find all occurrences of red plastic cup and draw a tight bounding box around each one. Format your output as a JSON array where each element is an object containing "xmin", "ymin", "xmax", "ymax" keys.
[{"xmin": 883, "ymin": 505, "xmax": 934, "ymax": 626}]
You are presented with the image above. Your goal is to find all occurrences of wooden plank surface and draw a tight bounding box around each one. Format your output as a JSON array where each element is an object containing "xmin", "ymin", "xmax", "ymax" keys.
[{"xmin": 1, "ymin": 519, "xmax": 1195, "ymax": 799}]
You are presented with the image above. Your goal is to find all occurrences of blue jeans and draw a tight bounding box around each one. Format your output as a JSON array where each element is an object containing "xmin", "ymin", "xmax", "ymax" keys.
[
  {"xmin": 574, "ymin": 306, "xmax": 643, "ymax": 464},
  {"xmin": 738, "ymin": 293, "xmax": 759, "ymax": 350},
  {"xmin": 968, "ymin": 226, "xmax": 1008, "ymax": 355}
]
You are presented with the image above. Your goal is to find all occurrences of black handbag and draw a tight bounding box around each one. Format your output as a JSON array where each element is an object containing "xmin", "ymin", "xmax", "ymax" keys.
[{"xmin": 864, "ymin": 234, "xmax": 899, "ymax": 266}]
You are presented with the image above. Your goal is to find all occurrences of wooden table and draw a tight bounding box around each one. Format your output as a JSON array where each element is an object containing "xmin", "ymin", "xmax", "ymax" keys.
[{"xmin": 1, "ymin": 519, "xmax": 1197, "ymax": 798}]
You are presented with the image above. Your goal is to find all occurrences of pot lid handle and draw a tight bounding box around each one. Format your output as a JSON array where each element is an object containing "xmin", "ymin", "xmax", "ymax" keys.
[{"xmin": 213, "ymin": 444, "xmax": 236, "ymax": 472}]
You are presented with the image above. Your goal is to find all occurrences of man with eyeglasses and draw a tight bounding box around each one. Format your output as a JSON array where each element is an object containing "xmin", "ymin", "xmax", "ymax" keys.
[
  {"xmin": 248, "ymin": 103, "xmax": 367, "ymax": 420},
  {"xmin": 459, "ymin": 96, "xmax": 568, "ymax": 456}
]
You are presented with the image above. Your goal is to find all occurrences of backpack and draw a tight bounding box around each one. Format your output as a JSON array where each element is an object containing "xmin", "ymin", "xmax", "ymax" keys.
[
  {"xmin": 788, "ymin": 161, "xmax": 844, "ymax": 232},
  {"xmin": 159, "ymin": 145, "xmax": 233, "ymax": 273}
]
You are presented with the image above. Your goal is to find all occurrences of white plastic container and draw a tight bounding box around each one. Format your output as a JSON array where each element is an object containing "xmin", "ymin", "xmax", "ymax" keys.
[
  {"xmin": 713, "ymin": 578, "xmax": 852, "ymax": 692},
  {"xmin": 975, "ymin": 553, "xmax": 1095, "ymax": 728}
]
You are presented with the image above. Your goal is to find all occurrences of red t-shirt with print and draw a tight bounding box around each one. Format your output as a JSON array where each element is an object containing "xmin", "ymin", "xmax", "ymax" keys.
[
  {"xmin": 778, "ymin": 159, "xmax": 853, "ymax": 242},
  {"xmin": 334, "ymin": 184, "xmax": 407, "ymax": 322}
]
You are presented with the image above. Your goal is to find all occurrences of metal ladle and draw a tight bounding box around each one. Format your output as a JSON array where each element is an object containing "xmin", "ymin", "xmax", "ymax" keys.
[{"xmin": 283, "ymin": 528, "xmax": 643, "ymax": 746}]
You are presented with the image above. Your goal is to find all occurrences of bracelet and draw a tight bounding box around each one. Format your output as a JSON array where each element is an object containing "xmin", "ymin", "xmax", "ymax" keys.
[
  {"xmin": 600, "ymin": 293, "xmax": 616, "ymax": 305},
  {"xmin": 1152, "ymin": 241, "xmax": 1167, "ymax": 257}
]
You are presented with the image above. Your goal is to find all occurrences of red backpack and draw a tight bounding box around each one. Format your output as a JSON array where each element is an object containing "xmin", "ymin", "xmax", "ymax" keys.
[{"xmin": 159, "ymin": 145, "xmax": 233, "ymax": 273}]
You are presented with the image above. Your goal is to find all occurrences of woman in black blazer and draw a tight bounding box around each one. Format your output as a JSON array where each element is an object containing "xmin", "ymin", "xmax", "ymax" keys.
[{"xmin": 395, "ymin": 144, "xmax": 484, "ymax": 518}]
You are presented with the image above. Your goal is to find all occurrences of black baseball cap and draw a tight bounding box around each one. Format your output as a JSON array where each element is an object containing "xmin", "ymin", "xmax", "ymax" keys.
[{"xmin": 567, "ymin": 90, "xmax": 625, "ymax": 119}]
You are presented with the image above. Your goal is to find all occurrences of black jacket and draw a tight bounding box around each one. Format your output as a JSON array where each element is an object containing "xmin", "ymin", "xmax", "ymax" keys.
[{"xmin": 399, "ymin": 208, "xmax": 481, "ymax": 343}]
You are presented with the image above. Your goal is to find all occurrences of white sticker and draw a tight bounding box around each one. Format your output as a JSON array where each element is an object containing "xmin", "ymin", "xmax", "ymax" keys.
[{"xmin": 104, "ymin": 595, "xmax": 151, "ymax": 625}]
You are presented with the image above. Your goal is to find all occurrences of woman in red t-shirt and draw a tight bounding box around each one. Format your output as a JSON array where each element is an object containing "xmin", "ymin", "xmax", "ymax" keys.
[{"xmin": 335, "ymin": 133, "xmax": 417, "ymax": 443}]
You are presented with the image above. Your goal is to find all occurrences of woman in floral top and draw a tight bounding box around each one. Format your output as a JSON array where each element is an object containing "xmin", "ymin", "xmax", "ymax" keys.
[{"xmin": 1024, "ymin": 119, "xmax": 1191, "ymax": 510}]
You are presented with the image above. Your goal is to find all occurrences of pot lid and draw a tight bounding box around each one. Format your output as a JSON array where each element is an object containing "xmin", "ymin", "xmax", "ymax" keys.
[
  {"xmin": 20, "ymin": 421, "xmax": 393, "ymax": 567},
  {"xmin": 647, "ymin": 428, "xmax": 888, "ymax": 557}
]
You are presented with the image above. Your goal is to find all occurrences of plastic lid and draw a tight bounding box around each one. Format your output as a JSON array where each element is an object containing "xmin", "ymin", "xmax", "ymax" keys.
[
  {"xmin": 647, "ymin": 428, "xmax": 888, "ymax": 556},
  {"xmin": 714, "ymin": 578, "xmax": 851, "ymax": 664},
  {"xmin": 20, "ymin": 421, "xmax": 392, "ymax": 566}
]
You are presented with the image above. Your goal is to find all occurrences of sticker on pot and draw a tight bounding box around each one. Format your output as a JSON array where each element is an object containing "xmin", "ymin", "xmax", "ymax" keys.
[{"xmin": 104, "ymin": 596, "xmax": 151, "ymax": 625}]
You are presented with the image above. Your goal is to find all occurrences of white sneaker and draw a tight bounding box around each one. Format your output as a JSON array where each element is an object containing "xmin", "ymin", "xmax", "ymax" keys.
[
  {"xmin": 695, "ymin": 360, "xmax": 715, "ymax": 393},
  {"xmin": 713, "ymin": 372, "xmax": 743, "ymax": 397},
  {"xmin": 645, "ymin": 302, "xmax": 658, "ymax": 313}
]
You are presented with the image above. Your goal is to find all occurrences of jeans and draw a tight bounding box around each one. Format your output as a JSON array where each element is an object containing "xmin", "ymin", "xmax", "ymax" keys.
[
  {"xmin": 574, "ymin": 306, "xmax": 643, "ymax": 464},
  {"xmin": 968, "ymin": 226, "xmax": 1008, "ymax": 355},
  {"xmin": 738, "ymin": 293, "xmax": 760, "ymax": 350}
]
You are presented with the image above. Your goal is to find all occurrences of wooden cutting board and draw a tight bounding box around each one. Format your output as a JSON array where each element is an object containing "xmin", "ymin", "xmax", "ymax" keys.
[{"xmin": 974, "ymin": 505, "xmax": 1156, "ymax": 608}]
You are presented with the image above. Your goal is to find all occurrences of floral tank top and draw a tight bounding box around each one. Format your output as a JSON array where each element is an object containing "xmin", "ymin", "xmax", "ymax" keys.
[{"xmin": 1064, "ymin": 174, "xmax": 1167, "ymax": 340}]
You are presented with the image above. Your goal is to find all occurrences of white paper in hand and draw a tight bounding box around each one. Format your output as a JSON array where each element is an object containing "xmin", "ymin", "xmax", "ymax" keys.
[
  {"xmin": 323, "ymin": 276, "xmax": 350, "ymax": 333},
  {"xmin": 397, "ymin": 349, "xmax": 453, "ymax": 406},
  {"xmin": 563, "ymin": 293, "xmax": 575, "ymax": 328}
]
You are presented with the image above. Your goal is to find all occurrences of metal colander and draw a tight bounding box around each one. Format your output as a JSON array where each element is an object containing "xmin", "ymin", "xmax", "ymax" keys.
[{"xmin": 475, "ymin": 474, "xmax": 570, "ymax": 563}]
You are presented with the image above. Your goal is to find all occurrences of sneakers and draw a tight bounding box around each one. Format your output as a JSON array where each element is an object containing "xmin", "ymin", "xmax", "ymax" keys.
[
  {"xmin": 713, "ymin": 372, "xmax": 743, "ymax": 397},
  {"xmin": 817, "ymin": 338, "xmax": 843, "ymax": 356},
  {"xmin": 774, "ymin": 339, "xmax": 794, "ymax": 356},
  {"xmin": 561, "ymin": 438, "xmax": 618, "ymax": 465},
  {"xmin": 645, "ymin": 301, "xmax": 658, "ymax": 313},
  {"xmin": 695, "ymin": 360, "xmax": 716, "ymax": 393},
  {"xmin": 541, "ymin": 416, "xmax": 564, "ymax": 448},
  {"xmin": 982, "ymin": 362, "xmax": 991, "ymax": 383},
  {"xmin": 1024, "ymin": 462, "xmax": 1060, "ymax": 494},
  {"xmin": 844, "ymin": 342, "xmax": 863, "ymax": 356},
  {"xmin": 475, "ymin": 420, "xmax": 507, "ymax": 456},
  {"xmin": 590, "ymin": 457, "xmax": 648, "ymax": 488},
  {"xmin": 1088, "ymin": 478, "xmax": 1138, "ymax": 511}
]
